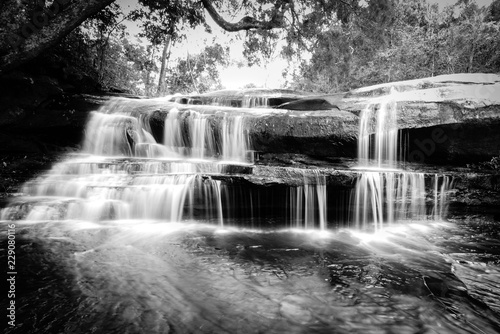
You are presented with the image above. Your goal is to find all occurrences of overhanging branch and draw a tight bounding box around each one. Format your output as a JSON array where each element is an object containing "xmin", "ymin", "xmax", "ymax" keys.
[
  {"xmin": 201, "ymin": 0, "xmax": 288, "ymax": 32},
  {"xmin": 0, "ymin": 0, "xmax": 116, "ymax": 74}
]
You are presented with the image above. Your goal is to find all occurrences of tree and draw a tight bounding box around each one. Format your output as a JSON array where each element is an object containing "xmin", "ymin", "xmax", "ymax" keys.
[
  {"xmin": 0, "ymin": 0, "xmax": 361, "ymax": 74},
  {"xmin": 82, "ymin": 3, "xmax": 129, "ymax": 83},
  {"xmin": 0, "ymin": 0, "xmax": 116, "ymax": 74},
  {"xmin": 156, "ymin": 37, "xmax": 172, "ymax": 96},
  {"xmin": 486, "ymin": 0, "xmax": 500, "ymax": 22},
  {"xmin": 288, "ymin": 0, "xmax": 500, "ymax": 92},
  {"xmin": 166, "ymin": 43, "xmax": 229, "ymax": 94}
]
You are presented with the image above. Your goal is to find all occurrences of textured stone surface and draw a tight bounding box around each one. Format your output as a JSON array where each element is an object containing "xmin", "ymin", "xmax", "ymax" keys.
[
  {"xmin": 141, "ymin": 73, "xmax": 500, "ymax": 163},
  {"xmin": 2, "ymin": 73, "xmax": 499, "ymax": 165}
]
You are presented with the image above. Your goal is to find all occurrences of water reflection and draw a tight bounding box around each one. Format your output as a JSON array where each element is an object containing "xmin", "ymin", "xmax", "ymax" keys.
[{"xmin": 2, "ymin": 217, "xmax": 499, "ymax": 334}]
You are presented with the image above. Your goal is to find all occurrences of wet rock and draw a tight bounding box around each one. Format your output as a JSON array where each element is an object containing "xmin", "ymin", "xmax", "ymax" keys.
[
  {"xmin": 140, "ymin": 74, "xmax": 500, "ymax": 164},
  {"xmin": 339, "ymin": 73, "xmax": 500, "ymax": 111},
  {"xmin": 174, "ymin": 88, "xmax": 312, "ymax": 108},
  {"xmin": 333, "ymin": 73, "xmax": 500, "ymax": 164},
  {"xmin": 275, "ymin": 98, "xmax": 338, "ymax": 111},
  {"xmin": 3, "ymin": 73, "xmax": 499, "ymax": 165},
  {"xmin": 248, "ymin": 111, "xmax": 358, "ymax": 158},
  {"xmin": 450, "ymin": 171, "xmax": 500, "ymax": 207},
  {"xmin": 279, "ymin": 295, "xmax": 313, "ymax": 324},
  {"xmin": 139, "ymin": 102, "xmax": 359, "ymax": 160},
  {"xmin": 1, "ymin": 72, "xmax": 499, "ymax": 211}
]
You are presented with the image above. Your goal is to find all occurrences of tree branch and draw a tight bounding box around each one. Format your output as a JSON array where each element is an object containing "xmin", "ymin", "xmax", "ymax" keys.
[
  {"xmin": 0, "ymin": 0, "xmax": 116, "ymax": 74},
  {"xmin": 200, "ymin": 0, "xmax": 288, "ymax": 32}
]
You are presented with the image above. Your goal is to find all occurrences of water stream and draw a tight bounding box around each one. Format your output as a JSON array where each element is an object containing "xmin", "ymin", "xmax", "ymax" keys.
[
  {"xmin": 1, "ymin": 93, "xmax": 499, "ymax": 333},
  {"xmin": 353, "ymin": 90, "xmax": 452, "ymax": 229}
]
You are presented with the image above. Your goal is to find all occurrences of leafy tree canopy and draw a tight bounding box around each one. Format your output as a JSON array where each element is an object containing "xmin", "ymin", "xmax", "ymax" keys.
[{"xmin": 1, "ymin": 0, "xmax": 499, "ymax": 94}]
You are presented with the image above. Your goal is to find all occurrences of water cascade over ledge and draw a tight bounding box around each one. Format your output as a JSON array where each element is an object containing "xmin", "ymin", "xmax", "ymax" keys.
[
  {"xmin": 0, "ymin": 97, "xmax": 329, "ymax": 229},
  {"xmin": 2, "ymin": 84, "xmax": 500, "ymax": 334},
  {"xmin": 0, "ymin": 92, "xmax": 456, "ymax": 230},
  {"xmin": 353, "ymin": 90, "xmax": 452, "ymax": 230}
]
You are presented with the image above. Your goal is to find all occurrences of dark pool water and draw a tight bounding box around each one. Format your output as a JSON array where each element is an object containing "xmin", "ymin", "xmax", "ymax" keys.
[{"xmin": 1, "ymin": 214, "xmax": 500, "ymax": 334}]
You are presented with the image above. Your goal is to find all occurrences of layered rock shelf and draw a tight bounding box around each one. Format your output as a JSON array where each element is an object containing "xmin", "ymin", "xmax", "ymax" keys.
[
  {"xmin": 1, "ymin": 73, "xmax": 499, "ymax": 209},
  {"xmin": 141, "ymin": 73, "xmax": 500, "ymax": 163},
  {"xmin": 2, "ymin": 73, "xmax": 499, "ymax": 164}
]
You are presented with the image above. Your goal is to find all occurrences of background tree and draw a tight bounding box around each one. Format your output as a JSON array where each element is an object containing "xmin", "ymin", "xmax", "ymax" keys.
[
  {"xmin": 0, "ymin": 0, "xmax": 116, "ymax": 74},
  {"xmin": 166, "ymin": 43, "xmax": 230, "ymax": 94},
  {"xmin": 2, "ymin": 0, "xmax": 499, "ymax": 94},
  {"xmin": 0, "ymin": 0, "xmax": 359, "ymax": 74},
  {"xmin": 288, "ymin": 0, "xmax": 500, "ymax": 93}
]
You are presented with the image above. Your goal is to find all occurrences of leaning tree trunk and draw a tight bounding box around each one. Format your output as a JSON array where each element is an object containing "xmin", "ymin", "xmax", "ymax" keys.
[
  {"xmin": 0, "ymin": 0, "xmax": 116, "ymax": 75},
  {"xmin": 156, "ymin": 36, "xmax": 172, "ymax": 96}
]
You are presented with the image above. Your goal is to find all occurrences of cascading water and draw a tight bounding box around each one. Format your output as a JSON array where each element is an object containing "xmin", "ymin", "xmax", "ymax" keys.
[
  {"xmin": 0, "ymin": 98, "xmax": 259, "ymax": 227},
  {"xmin": 0, "ymin": 96, "xmax": 329, "ymax": 230},
  {"xmin": 287, "ymin": 170, "xmax": 327, "ymax": 230},
  {"xmin": 242, "ymin": 96, "xmax": 269, "ymax": 108},
  {"xmin": 357, "ymin": 91, "xmax": 399, "ymax": 168},
  {"xmin": 163, "ymin": 107, "xmax": 186, "ymax": 156},
  {"xmin": 353, "ymin": 90, "xmax": 452, "ymax": 230},
  {"xmin": 221, "ymin": 115, "xmax": 252, "ymax": 163},
  {"xmin": 3, "ymin": 90, "xmax": 500, "ymax": 334}
]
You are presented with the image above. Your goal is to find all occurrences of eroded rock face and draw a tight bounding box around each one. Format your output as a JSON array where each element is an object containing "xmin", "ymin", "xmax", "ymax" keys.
[
  {"xmin": 2, "ymin": 73, "xmax": 499, "ymax": 166},
  {"xmin": 336, "ymin": 74, "xmax": 500, "ymax": 163},
  {"xmin": 149, "ymin": 74, "xmax": 500, "ymax": 164}
]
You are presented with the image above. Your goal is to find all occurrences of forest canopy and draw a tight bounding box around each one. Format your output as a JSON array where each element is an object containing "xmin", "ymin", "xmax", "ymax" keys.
[{"xmin": 0, "ymin": 0, "xmax": 499, "ymax": 95}]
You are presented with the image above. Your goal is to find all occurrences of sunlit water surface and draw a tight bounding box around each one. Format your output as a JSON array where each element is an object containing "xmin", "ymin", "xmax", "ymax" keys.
[{"xmin": 2, "ymin": 215, "xmax": 500, "ymax": 334}]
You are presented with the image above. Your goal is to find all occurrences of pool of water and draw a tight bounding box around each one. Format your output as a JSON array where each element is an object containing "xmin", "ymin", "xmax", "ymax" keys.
[{"xmin": 2, "ymin": 215, "xmax": 500, "ymax": 333}]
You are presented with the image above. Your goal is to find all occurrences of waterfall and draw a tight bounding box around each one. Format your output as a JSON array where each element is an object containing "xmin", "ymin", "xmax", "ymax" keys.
[
  {"xmin": 1, "ymin": 98, "xmax": 248, "ymax": 225},
  {"xmin": 188, "ymin": 112, "xmax": 216, "ymax": 159},
  {"xmin": 432, "ymin": 174, "xmax": 453, "ymax": 220},
  {"xmin": 242, "ymin": 96, "xmax": 269, "ymax": 108},
  {"xmin": 357, "ymin": 94, "xmax": 399, "ymax": 168},
  {"xmin": 221, "ymin": 115, "xmax": 251, "ymax": 162},
  {"xmin": 353, "ymin": 172, "xmax": 426, "ymax": 230},
  {"xmin": 0, "ymin": 91, "xmax": 453, "ymax": 232},
  {"xmin": 163, "ymin": 107, "xmax": 186, "ymax": 156},
  {"xmin": 287, "ymin": 170, "xmax": 327, "ymax": 230},
  {"xmin": 83, "ymin": 113, "xmax": 137, "ymax": 156},
  {"xmin": 163, "ymin": 108, "xmax": 252, "ymax": 162},
  {"xmin": 353, "ymin": 90, "xmax": 452, "ymax": 230}
]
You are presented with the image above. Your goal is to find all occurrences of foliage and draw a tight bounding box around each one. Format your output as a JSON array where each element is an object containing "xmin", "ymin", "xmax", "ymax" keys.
[
  {"xmin": 3, "ymin": 0, "xmax": 500, "ymax": 95},
  {"xmin": 165, "ymin": 44, "xmax": 230, "ymax": 94},
  {"xmin": 130, "ymin": 0, "xmax": 207, "ymax": 45},
  {"xmin": 287, "ymin": 0, "xmax": 500, "ymax": 93},
  {"xmin": 489, "ymin": 156, "xmax": 500, "ymax": 170},
  {"xmin": 40, "ymin": 2, "xmax": 158, "ymax": 95}
]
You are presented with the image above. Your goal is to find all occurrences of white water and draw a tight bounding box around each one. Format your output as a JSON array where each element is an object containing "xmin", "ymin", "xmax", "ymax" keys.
[
  {"xmin": 163, "ymin": 108, "xmax": 253, "ymax": 163},
  {"xmin": 357, "ymin": 94, "xmax": 399, "ymax": 168},
  {"xmin": 1, "ymin": 92, "xmax": 453, "ymax": 232},
  {"xmin": 221, "ymin": 115, "xmax": 252, "ymax": 163},
  {"xmin": 163, "ymin": 107, "xmax": 185, "ymax": 156},
  {"xmin": 1, "ymin": 98, "xmax": 261, "ymax": 225},
  {"xmin": 288, "ymin": 170, "xmax": 327, "ymax": 230},
  {"xmin": 242, "ymin": 96, "xmax": 269, "ymax": 108},
  {"xmin": 354, "ymin": 91, "xmax": 452, "ymax": 229}
]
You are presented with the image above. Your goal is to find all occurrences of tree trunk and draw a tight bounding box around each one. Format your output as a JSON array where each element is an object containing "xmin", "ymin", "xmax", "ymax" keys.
[
  {"xmin": 156, "ymin": 36, "xmax": 171, "ymax": 96},
  {"xmin": 187, "ymin": 52, "xmax": 199, "ymax": 93},
  {"xmin": 468, "ymin": 43, "xmax": 475, "ymax": 73},
  {"xmin": 0, "ymin": 0, "xmax": 116, "ymax": 74}
]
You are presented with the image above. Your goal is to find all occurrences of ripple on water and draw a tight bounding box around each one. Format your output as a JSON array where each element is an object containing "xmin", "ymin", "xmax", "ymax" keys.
[{"xmin": 2, "ymin": 218, "xmax": 500, "ymax": 334}]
